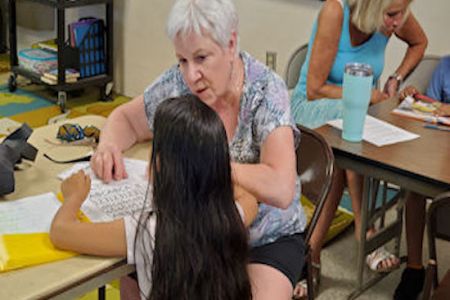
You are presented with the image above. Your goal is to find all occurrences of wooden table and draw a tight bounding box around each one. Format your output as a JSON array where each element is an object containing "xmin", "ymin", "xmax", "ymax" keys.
[
  {"xmin": 316, "ymin": 99, "xmax": 449, "ymax": 197},
  {"xmin": 0, "ymin": 115, "xmax": 150, "ymax": 300},
  {"xmin": 315, "ymin": 99, "xmax": 450, "ymax": 299}
]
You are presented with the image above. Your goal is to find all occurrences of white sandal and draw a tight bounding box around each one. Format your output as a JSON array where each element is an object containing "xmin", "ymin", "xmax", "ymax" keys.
[
  {"xmin": 293, "ymin": 280, "xmax": 308, "ymax": 300},
  {"xmin": 292, "ymin": 263, "xmax": 321, "ymax": 300},
  {"xmin": 366, "ymin": 246, "xmax": 400, "ymax": 273}
]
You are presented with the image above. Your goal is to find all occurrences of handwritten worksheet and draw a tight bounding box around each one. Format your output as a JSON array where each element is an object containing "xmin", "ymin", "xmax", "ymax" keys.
[
  {"xmin": 0, "ymin": 193, "xmax": 61, "ymax": 234},
  {"xmin": 327, "ymin": 115, "xmax": 420, "ymax": 147},
  {"xmin": 58, "ymin": 158, "xmax": 152, "ymax": 222}
]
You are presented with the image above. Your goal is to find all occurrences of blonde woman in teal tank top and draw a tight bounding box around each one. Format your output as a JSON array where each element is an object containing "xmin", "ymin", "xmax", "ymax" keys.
[
  {"xmin": 291, "ymin": 1, "xmax": 389, "ymax": 129},
  {"xmin": 291, "ymin": 0, "xmax": 427, "ymax": 298}
]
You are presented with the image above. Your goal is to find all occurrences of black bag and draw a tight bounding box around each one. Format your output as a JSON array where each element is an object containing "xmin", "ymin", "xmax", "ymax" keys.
[{"xmin": 0, "ymin": 124, "xmax": 38, "ymax": 196}]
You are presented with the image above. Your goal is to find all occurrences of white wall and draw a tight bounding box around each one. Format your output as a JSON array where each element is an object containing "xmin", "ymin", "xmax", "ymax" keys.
[
  {"xmin": 16, "ymin": 0, "xmax": 450, "ymax": 97},
  {"xmin": 115, "ymin": 0, "xmax": 450, "ymax": 97},
  {"xmin": 112, "ymin": 0, "xmax": 322, "ymax": 96},
  {"xmin": 112, "ymin": 0, "xmax": 173, "ymax": 96}
]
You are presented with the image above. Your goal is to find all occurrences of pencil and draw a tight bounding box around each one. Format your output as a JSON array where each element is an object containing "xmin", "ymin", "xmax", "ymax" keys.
[{"xmin": 423, "ymin": 124, "xmax": 450, "ymax": 132}]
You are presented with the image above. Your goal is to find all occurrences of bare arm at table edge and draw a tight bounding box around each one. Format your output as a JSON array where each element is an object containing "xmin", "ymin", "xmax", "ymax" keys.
[{"xmin": 50, "ymin": 171, "xmax": 127, "ymax": 257}]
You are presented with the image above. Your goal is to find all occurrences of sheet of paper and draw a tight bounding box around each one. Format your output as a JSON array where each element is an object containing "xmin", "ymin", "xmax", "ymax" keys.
[
  {"xmin": 0, "ymin": 193, "xmax": 61, "ymax": 234},
  {"xmin": 58, "ymin": 158, "xmax": 152, "ymax": 222},
  {"xmin": 327, "ymin": 115, "xmax": 420, "ymax": 147}
]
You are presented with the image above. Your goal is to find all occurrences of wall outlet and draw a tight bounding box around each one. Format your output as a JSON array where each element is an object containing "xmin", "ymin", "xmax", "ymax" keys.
[{"xmin": 266, "ymin": 51, "xmax": 277, "ymax": 71}]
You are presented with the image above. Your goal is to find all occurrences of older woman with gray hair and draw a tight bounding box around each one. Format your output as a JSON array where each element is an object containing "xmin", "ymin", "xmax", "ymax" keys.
[
  {"xmin": 290, "ymin": 0, "xmax": 427, "ymax": 298},
  {"xmin": 90, "ymin": 0, "xmax": 306, "ymax": 298}
]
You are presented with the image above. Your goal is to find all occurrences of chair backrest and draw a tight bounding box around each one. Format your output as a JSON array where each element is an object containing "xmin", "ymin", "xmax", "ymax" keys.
[
  {"xmin": 422, "ymin": 191, "xmax": 450, "ymax": 300},
  {"xmin": 401, "ymin": 55, "xmax": 442, "ymax": 94},
  {"xmin": 285, "ymin": 44, "xmax": 309, "ymax": 90},
  {"xmin": 427, "ymin": 191, "xmax": 450, "ymax": 258},
  {"xmin": 296, "ymin": 124, "xmax": 334, "ymax": 242}
]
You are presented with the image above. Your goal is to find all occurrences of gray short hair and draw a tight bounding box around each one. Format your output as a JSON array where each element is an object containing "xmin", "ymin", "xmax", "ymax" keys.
[
  {"xmin": 166, "ymin": 0, "xmax": 239, "ymax": 51},
  {"xmin": 348, "ymin": 0, "xmax": 412, "ymax": 34}
]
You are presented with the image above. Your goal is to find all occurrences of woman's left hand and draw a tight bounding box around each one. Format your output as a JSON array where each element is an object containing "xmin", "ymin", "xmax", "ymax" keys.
[
  {"xmin": 383, "ymin": 78, "xmax": 400, "ymax": 98},
  {"xmin": 61, "ymin": 170, "xmax": 91, "ymax": 205}
]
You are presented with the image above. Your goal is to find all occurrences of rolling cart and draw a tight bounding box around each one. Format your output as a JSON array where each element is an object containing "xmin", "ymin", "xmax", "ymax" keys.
[{"xmin": 8, "ymin": 0, "xmax": 114, "ymax": 112}]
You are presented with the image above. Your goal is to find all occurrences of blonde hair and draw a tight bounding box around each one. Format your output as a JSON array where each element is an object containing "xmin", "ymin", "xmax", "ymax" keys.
[{"xmin": 347, "ymin": 0, "xmax": 412, "ymax": 34}]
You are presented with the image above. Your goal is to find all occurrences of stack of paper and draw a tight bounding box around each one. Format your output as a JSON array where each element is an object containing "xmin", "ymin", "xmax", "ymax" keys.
[
  {"xmin": 35, "ymin": 39, "xmax": 58, "ymax": 52},
  {"xmin": 40, "ymin": 68, "xmax": 80, "ymax": 85},
  {"xmin": 327, "ymin": 115, "xmax": 419, "ymax": 147},
  {"xmin": 392, "ymin": 96, "xmax": 450, "ymax": 126},
  {"xmin": 0, "ymin": 193, "xmax": 76, "ymax": 272}
]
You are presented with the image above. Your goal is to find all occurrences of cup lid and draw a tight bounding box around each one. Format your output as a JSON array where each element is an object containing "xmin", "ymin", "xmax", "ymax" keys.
[{"xmin": 345, "ymin": 62, "xmax": 373, "ymax": 77}]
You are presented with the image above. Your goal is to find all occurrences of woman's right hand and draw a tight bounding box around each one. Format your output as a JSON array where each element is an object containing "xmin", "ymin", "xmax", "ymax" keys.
[
  {"xmin": 90, "ymin": 141, "xmax": 128, "ymax": 182},
  {"xmin": 370, "ymin": 90, "xmax": 389, "ymax": 104}
]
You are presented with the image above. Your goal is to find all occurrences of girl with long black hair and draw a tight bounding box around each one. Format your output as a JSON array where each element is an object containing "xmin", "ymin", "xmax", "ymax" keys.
[{"xmin": 50, "ymin": 94, "xmax": 253, "ymax": 300}]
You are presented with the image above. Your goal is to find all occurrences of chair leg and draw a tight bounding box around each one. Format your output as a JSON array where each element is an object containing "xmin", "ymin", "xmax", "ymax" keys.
[
  {"xmin": 380, "ymin": 181, "xmax": 388, "ymax": 228},
  {"xmin": 422, "ymin": 261, "xmax": 437, "ymax": 300},
  {"xmin": 393, "ymin": 190, "xmax": 404, "ymax": 261},
  {"xmin": 370, "ymin": 179, "xmax": 379, "ymax": 223},
  {"xmin": 356, "ymin": 176, "xmax": 372, "ymax": 288},
  {"xmin": 98, "ymin": 285, "xmax": 106, "ymax": 300},
  {"xmin": 306, "ymin": 247, "xmax": 315, "ymax": 300}
]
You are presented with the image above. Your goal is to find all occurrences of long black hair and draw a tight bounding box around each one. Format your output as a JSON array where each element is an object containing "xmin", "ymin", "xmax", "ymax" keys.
[{"xmin": 138, "ymin": 94, "xmax": 251, "ymax": 300}]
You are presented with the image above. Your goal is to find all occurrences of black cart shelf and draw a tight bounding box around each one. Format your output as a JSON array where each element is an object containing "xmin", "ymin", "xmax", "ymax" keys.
[{"xmin": 8, "ymin": 0, "xmax": 114, "ymax": 112}]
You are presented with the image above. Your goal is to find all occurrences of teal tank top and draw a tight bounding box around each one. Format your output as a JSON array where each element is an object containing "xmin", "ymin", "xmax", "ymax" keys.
[{"xmin": 294, "ymin": 1, "xmax": 389, "ymax": 98}]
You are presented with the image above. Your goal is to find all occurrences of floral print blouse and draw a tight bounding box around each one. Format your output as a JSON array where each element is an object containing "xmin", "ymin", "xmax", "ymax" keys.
[{"xmin": 143, "ymin": 51, "xmax": 306, "ymax": 247}]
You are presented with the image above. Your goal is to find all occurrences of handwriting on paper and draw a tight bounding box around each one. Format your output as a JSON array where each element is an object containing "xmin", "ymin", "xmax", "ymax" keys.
[{"xmin": 58, "ymin": 159, "xmax": 152, "ymax": 222}]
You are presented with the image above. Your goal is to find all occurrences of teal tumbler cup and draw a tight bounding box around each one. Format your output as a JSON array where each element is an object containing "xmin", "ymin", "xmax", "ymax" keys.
[{"xmin": 342, "ymin": 62, "xmax": 373, "ymax": 142}]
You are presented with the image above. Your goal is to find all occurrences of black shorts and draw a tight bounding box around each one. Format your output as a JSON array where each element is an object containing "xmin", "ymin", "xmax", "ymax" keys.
[{"xmin": 249, "ymin": 233, "xmax": 306, "ymax": 287}]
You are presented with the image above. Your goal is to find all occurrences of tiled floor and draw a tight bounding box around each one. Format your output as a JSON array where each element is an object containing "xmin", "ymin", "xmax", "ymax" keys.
[{"xmin": 317, "ymin": 209, "xmax": 450, "ymax": 299}]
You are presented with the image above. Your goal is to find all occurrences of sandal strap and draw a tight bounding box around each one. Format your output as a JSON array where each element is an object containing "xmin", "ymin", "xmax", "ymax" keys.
[{"xmin": 366, "ymin": 246, "xmax": 396, "ymax": 271}]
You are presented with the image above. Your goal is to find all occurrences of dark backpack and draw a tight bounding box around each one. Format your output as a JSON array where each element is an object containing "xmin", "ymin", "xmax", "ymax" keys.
[{"xmin": 0, "ymin": 124, "xmax": 38, "ymax": 196}]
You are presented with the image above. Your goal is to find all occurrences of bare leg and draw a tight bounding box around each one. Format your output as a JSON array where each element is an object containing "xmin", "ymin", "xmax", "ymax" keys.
[
  {"xmin": 405, "ymin": 191, "xmax": 426, "ymax": 268},
  {"xmin": 394, "ymin": 192, "xmax": 427, "ymax": 299},
  {"xmin": 309, "ymin": 166, "xmax": 345, "ymax": 263},
  {"xmin": 346, "ymin": 170, "xmax": 399, "ymax": 270},
  {"xmin": 345, "ymin": 170, "xmax": 364, "ymax": 239},
  {"xmin": 249, "ymin": 263, "xmax": 293, "ymax": 300}
]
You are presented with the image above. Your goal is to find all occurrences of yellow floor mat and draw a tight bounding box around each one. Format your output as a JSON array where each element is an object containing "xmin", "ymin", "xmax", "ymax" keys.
[{"xmin": 301, "ymin": 195, "xmax": 354, "ymax": 244}]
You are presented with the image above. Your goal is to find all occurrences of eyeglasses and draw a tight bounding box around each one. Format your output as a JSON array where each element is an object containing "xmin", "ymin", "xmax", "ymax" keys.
[{"xmin": 57, "ymin": 124, "xmax": 100, "ymax": 143}]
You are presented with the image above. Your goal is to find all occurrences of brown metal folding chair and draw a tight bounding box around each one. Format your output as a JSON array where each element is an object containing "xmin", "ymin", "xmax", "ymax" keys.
[
  {"xmin": 285, "ymin": 44, "xmax": 308, "ymax": 90},
  {"xmin": 422, "ymin": 191, "xmax": 450, "ymax": 300},
  {"xmin": 296, "ymin": 124, "xmax": 334, "ymax": 299}
]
